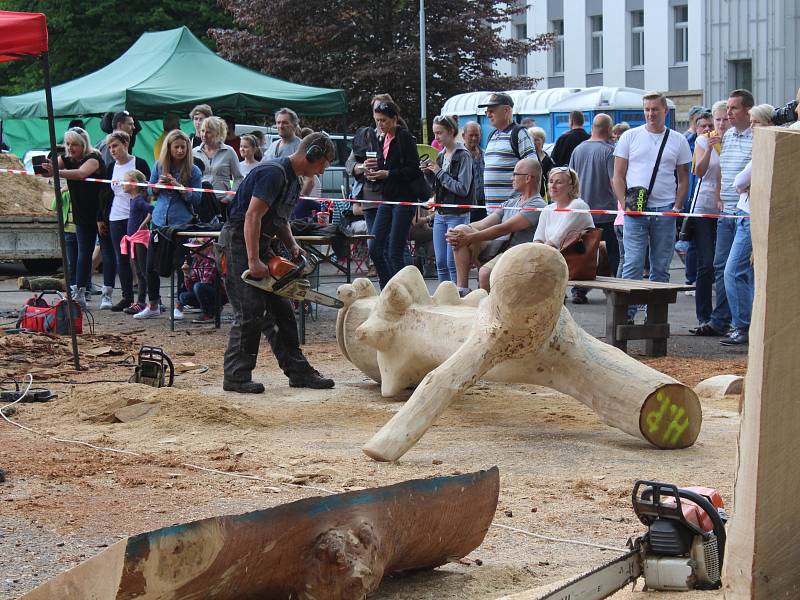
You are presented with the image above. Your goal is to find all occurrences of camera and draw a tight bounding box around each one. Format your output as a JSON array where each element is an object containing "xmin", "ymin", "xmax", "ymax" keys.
[{"xmin": 771, "ymin": 100, "xmax": 798, "ymax": 126}]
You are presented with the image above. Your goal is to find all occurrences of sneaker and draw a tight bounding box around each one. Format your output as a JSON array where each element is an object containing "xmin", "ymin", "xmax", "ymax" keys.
[
  {"xmin": 111, "ymin": 298, "xmax": 132, "ymax": 312},
  {"xmin": 191, "ymin": 314, "xmax": 215, "ymax": 324},
  {"xmin": 720, "ymin": 329, "xmax": 749, "ymax": 346},
  {"xmin": 173, "ymin": 307, "xmax": 184, "ymax": 320},
  {"xmin": 571, "ymin": 293, "xmax": 588, "ymax": 305},
  {"xmin": 182, "ymin": 306, "xmax": 201, "ymax": 314},
  {"xmin": 289, "ymin": 370, "xmax": 335, "ymax": 389},
  {"xmin": 223, "ymin": 380, "xmax": 265, "ymax": 394},
  {"xmin": 124, "ymin": 302, "xmax": 145, "ymax": 315},
  {"xmin": 458, "ymin": 287, "xmax": 472, "ymax": 298},
  {"xmin": 133, "ymin": 305, "xmax": 161, "ymax": 319},
  {"xmin": 100, "ymin": 295, "xmax": 113, "ymax": 310},
  {"xmin": 690, "ymin": 322, "xmax": 726, "ymax": 337}
]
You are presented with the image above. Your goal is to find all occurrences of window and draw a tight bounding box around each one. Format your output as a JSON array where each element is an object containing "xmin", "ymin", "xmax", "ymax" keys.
[
  {"xmin": 674, "ymin": 5, "xmax": 688, "ymax": 65},
  {"xmin": 551, "ymin": 20, "xmax": 564, "ymax": 75},
  {"xmin": 630, "ymin": 10, "xmax": 644, "ymax": 68},
  {"xmin": 515, "ymin": 23, "xmax": 528, "ymax": 76},
  {"xmin": 729, "ymin": 59, "xmax": 752, "ymax": 92},
  {"xmin": 590, "ymin": 15, "xmax": 603, "ymax": 72}
]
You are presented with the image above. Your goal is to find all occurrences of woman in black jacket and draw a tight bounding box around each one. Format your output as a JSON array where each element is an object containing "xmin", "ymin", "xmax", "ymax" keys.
[
  {"xmin": 364, "ymin": 100, "xmax": 423, "ymax": 288},
  {"xmin": 97, "ymin": 131, "xmax": 151, "ymax": 311}
]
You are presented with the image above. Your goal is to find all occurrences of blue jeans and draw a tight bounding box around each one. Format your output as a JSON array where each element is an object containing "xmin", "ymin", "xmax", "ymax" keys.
[
  {"xmin": 709, "ymin": 213, "xmax": 736, "ymax": 330},
  {"xmin": 724, "ymin": 211, "xmax": 753, "ymax": 330},
  {"xmin": 97, "ymin": 227, "xmax": 116, "ymax": 288},
  {"xmin": 693, "ymin": 217, "xmax": 717, "ymax": 324},
  {"xmin": 614, "ymin": 225, "xmax": 624, "ymax": 277},
  {"xmin": 369, "ymin": 204, "xmax": 415, "ymax": 289},
  {"xmin": 179, "ymin": 282, "xmax": 217, "ymax": 316},
  {"xmin": 74, "ymin": 221, "xmax": 98, "ymax": 290},
  {"xmin": 622, "ymin": 211, "xmax": 677, "ymax": 317},
  {"xmin": 64, "ymin": 231, "xmax": 77, "ymax": 287},
  {"xmin": 433, "ymin": 212, "xmax": 470, "ymax": 283},
  {"xmin": 109, "ymin": 219, "xmax": 133, "ymax": 300},
  {"xmin": 684, "ymin": 241, "xmax": 697, "ymax": 284}
]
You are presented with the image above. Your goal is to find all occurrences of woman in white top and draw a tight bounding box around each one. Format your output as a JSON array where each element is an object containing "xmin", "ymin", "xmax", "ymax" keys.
[
  {"xmin": 533, "ymin": 167, "xmax": 593, "ymax": 247},
  {"xmin": 192, "ymin": 116, "xmax": 242, "ymax": 203},
  {"xmin": 238, "ymin": 133, "xmax": 263, "ymax": 178}
]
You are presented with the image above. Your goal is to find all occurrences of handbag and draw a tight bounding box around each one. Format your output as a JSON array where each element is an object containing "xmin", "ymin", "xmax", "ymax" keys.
[
  {"xmin": 678, "ymin": 175, "xmax": 703, "ymax": 242},
  {"xmin": 625, "ymin": 129, "xmax": 671, "ymax": 213},
  {"xmin": 560, "ymin": 227, "xmax": 603, "ymax": 280}
]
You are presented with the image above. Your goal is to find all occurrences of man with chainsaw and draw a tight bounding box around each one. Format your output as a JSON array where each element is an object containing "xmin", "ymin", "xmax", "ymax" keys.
[{"xmin": 219, "ymin": 132, "xmax": 337, "ymax": 393}]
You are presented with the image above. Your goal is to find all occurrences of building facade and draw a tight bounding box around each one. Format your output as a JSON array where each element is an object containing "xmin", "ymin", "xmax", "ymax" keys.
[{"xmin": 498, "ymin": 0, "xmax": 800, "ymax": 119}]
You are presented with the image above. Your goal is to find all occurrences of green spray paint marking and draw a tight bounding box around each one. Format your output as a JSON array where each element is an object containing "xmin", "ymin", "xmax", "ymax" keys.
[{"xmin": 645, "ymin": 390, "xmax": 690, "ymax": 446}]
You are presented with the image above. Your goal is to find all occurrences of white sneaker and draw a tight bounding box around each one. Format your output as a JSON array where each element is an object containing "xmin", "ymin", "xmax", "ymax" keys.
[
  {"xmin": 133, "ymin": 305, "xmax": 161, "ymax": 319},
  {"xmin": 173, "ymin": 307, "xmax": 184, "ymax": 320},
  {"xmin": 72, "ymin": 287, "xmax": 87, "ymax": 309},
  {"xmin": 100, "ymin": 286, "xmax": 113, "ymax": 309}
]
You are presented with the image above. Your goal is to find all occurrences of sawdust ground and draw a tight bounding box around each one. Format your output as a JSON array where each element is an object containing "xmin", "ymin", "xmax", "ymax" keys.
[
  {"xmin": 0, "ymin": 328, "xmax": 743, "ymax": 599},
  {"xmin": 0, "ymin": 154, "xmax": 53, "ymax": 216}
]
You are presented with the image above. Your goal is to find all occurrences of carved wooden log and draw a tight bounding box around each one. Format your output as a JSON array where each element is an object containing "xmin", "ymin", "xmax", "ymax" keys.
[
  {"xmin": 337, "ymin": 243, "xmax": 702, "ymax": 462},
  {"xmin": 21, "ymin": 469, "xmax": 499, "ymax": 600},
  {"xmin": 17, "ymin": 275, "xmax": 66, "ymax": 291}
]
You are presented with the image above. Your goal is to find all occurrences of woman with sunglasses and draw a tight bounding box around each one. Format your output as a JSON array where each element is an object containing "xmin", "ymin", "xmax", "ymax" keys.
[
  {"xmin": 41, "ymin": 127, "xmax": 105, "ymax": 308},
  {"xmin": 421, "ymin": 115, "xmax": 474, "ymax": 283},
  {"xmin": 364, "ymin": 100, "xmax": 424, "ymax": 288},
  {"xmin": 533, "ymin": 167, "xmax": 593, "ymax": 247}
]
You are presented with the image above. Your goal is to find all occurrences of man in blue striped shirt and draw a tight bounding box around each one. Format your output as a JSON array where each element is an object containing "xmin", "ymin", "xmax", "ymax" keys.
[
  {"xmin": 479, "ymin": 93, "xmax": 535, "ymax": 212},
  {"xmin": 692, "ymin": 89, "xmax": 753, "ymax": 342}
]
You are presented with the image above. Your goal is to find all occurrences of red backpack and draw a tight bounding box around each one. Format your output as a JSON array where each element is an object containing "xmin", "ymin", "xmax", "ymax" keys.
[{"xmin": 17, "ymin": 292, "xmax": 83, "ymax": 334}]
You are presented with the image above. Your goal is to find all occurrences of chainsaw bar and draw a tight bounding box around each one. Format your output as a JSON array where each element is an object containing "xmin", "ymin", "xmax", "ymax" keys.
[{"xmin": 536, "ymin": 547, "xmax": 641, "ymax": 600}]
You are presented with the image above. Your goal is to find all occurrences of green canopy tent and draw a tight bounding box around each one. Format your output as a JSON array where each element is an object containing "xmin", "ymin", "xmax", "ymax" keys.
[{"xmin": 0, "ymin": 26, "xmax": 346, "ymax": 157}]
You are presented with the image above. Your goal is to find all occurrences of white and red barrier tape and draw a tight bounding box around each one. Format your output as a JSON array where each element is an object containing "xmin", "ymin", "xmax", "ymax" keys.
[{"xmin": 0, "ymin": 167, "xmax": 749, "ymax": 220}]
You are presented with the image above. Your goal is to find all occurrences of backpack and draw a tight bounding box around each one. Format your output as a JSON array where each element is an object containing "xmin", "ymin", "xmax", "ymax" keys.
[
  {"xmin": 508, "ymin": 123, "xmax": 528, "ymax": 159},
  {"xmin": 17, "ymin": 292, "xmax": 83, "ymax": 335}
]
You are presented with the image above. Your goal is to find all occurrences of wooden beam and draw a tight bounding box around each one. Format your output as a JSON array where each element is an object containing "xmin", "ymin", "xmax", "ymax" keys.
[{"xmin": 723, "ymin": 127, "xmax": 800, "ymax": 598}]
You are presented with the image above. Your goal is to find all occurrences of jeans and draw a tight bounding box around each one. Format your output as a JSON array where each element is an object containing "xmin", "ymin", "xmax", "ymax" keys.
[
  {"xmin": 709, "ymin": 213, "xmax": 736, "ymax": 330},
  {"xmin": 109, "ymin": 219, "xmax": 133, "ymax": 300},
  {"xmin": 433, "ymin": 212, "xmax": 470, "ymax": 283},
  {"xmin": 219, "ymin": 225, "xmax": 312, "ymax": 383},
  {"xmin": 622, "ymin": 211, "xmax": 677, "ymax": 317},
  {"xmin": 692, "ymin": 218, "xmax": 717, "ymax": 324},
  {"xmin": 724, "ymin": 211, "xmax": 753, "ymax": 331},
  {"xmin": 369, "ymin": 204, "xmax": 415, "ymax": 289},
  {"xmin": 97, "ymin": 227, "xmax": 116, "ymax": 288},
  {"xmin": 364, "ymin": 207, "xmax": 379, "ymax": 258},
  {"xmin": 64, "ymin": 232, "xmax": 78, "ymax": 287},
  {"xmin": 179, "ymin": 282, "xmax": 216, "ymax": 316},
  {"xmin": 74, "ymin": 221, "xmax": 98, "ymax": 290},
  {"xmin": 684, "ymin": 241, "xmax": 697, "ymax": 284},
  {"xmin": 614, "ymin": 225, "xmax": 624, "ymax": 277}
]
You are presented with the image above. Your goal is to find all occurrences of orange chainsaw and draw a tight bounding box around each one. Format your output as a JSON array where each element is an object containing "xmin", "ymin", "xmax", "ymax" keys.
[{"xmin": 241, "ymin": 255, "xmax": 344, "ymax": 309}]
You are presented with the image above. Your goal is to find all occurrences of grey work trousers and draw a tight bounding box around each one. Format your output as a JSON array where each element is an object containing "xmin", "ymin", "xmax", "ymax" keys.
[{"xmin": 219, "ymin": 225, "xmax": 312, "ymax": 383}]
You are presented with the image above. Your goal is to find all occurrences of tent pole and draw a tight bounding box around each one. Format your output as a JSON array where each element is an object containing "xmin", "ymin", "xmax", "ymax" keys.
[{"xmin": 41, "ymin": 51, "xmax": 81, "ymax": 371}]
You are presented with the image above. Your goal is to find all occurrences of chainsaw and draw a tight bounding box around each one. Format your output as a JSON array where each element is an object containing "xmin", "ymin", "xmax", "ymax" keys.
[
  {"xmin": 241, "ymin": 255, "xmax": 344, "ymax": 309},
  {"xmin": 538, "ymin": 480, "xmax": 727, "ymax": 600},
  {"xmin": 130, "ymin": 346, "xmax": 174, "ymax": 388}
]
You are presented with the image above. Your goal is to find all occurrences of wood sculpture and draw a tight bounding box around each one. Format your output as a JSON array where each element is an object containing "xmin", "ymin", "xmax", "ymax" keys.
[
  {"xmin": 20, "ymin": 469, "xmax": 499, "ymax": 600},
  {"xmin": 336, "ymin": 243, "xmax": 702, "ymax": 462}
]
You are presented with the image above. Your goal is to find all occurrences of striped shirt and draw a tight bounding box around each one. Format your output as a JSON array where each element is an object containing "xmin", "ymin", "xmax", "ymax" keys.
[
  {"xmin": 483, "ymin": 125, "xmax": 535, "ymax": 207},
  {"xmin": 719, "ymin": 127, "xmax": 752, "ymax": 212}
]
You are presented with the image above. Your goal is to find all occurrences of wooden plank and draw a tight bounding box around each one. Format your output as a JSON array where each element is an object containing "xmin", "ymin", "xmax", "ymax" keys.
[
  {"xmin": 723, "ymin": 127, "xmax": 800, "ymax": 598},
  {"xmin": 615, "ymin": 323, "xmax": 670, "ymax": 342},
  {"xmin": 22, "ymin": 469, "xmax": 499, "ymax": 600}
]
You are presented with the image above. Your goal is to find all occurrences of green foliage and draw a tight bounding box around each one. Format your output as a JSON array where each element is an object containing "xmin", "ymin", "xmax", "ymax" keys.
[
  {"xmin": 211, "ymin": 0, "xmax": 553, "ymax": 136},
  {"xmin": 0, "ymin": 0, "xmax": 233, "ymax": 97}
]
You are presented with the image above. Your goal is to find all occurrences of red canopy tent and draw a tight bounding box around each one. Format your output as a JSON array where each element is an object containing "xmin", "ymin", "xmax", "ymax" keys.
[{"xmin": 0, "ymin": 10, "xmax": 81, "ymax": 368}]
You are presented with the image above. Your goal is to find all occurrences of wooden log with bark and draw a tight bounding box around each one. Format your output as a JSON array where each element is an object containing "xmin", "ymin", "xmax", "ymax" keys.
[{"xmin": 337, "ymin": 243, "xmax": 702, "ymax": 462}]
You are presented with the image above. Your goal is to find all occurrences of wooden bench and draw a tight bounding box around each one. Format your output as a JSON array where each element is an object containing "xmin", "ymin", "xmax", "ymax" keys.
[{"xmin": 568, "ymin": 276, "xmax": 694, "ymax": 357}]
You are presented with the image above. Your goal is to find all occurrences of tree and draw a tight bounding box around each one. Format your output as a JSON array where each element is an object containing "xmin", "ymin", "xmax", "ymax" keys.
[
  {"xmin": 211, "ymin": 0, "xmax": 553, "ymax": 136},
  {"xmin": 0, "ymin": 0, "xmax": 233, "ymax": 97}
]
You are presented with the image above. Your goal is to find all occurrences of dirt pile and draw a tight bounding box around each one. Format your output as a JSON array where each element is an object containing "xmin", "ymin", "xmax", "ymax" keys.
[{"xmin": 0, "ymin": 153, "xmax": 53, "ymax": 216}]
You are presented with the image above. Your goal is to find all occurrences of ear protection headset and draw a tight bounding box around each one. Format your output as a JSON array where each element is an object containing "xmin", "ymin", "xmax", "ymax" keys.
[{"xmin": 305, "ymin": 132, "xmax": 332, "ymax": 163}]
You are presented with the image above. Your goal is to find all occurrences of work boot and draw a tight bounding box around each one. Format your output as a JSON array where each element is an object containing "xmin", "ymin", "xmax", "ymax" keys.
[
  {"xmin": 111, "ymin": 297, "xmax": 132, "ymax": 312},
  {"xmin": 289, "ymin": 369, "xmax": 335, "ymax": 389},
  {"xmin": 223, "ymin": 380, "xmax": 265, "ymax": 394}
]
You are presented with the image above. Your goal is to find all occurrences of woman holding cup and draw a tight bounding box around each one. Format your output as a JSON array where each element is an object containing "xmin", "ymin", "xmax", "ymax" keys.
[{"xmin": 364, "ymin": 100, "xmax": 424, "ymax": 288}]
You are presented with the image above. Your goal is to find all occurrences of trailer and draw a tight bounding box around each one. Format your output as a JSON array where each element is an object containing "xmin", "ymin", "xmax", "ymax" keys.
[{"xmin": 0, "ymin": 214, "xmax": 62, "ymax": 272}]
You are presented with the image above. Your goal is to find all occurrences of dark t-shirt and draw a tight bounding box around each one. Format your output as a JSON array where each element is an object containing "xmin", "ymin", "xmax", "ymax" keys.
[
  {"xmin": 226, "ymin": 158, "xmax": 300, "ymax": 235},
  {"xmin": 63, "ymin": 151, "xmax": 105, "ymax": 226},
  {"xmin": 551, "ymin": 128, "xmax": 590, "ymax": 166}
]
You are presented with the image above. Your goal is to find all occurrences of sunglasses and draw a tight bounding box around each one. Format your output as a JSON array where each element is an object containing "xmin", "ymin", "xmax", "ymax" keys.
[
  {"xmin": 550, "ymin": 166, "xmax": 571, "ymax": 174},
  {"xmin": 374, "ymin": 102, "xmax": 398, "ymax": 118}
]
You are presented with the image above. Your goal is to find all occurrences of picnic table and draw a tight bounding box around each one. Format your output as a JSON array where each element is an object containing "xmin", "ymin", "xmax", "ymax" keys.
[{"xmin": 568, "ymin": 276, "xmax": 694, "ymax": 357}]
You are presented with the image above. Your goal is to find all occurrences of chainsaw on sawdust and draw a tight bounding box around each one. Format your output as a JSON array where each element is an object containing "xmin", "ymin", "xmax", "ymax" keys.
[
  {"xmin": 241, "ymin": 254, "xmax": 344, "ymax": 309},
  {"xmin": 538, "ymin": 480, "xmax": 727, "ymax": 600}
]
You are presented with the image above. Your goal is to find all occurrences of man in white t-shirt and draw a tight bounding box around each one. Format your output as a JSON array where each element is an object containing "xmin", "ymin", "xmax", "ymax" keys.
[
  {"xmin": 263, "ymin": 108, "xmax": 301, "ymax": 161},
  {"xmin": 612, "ymin": 92, "xmax": 691, "ymax": 318}
]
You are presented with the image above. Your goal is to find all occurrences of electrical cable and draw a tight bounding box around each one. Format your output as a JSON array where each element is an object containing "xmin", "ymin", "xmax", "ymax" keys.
[{"xmin": 490, "ymin": 523, "xmax": 629, "ymax": 553}]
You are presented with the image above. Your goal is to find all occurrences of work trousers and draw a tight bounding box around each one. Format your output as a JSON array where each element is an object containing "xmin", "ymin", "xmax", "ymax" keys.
[{"xmin": 219, "ymin": 225, "xmax": 312, "ymax": 383}]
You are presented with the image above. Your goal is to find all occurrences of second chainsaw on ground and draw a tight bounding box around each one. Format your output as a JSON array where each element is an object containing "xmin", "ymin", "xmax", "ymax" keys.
[{"xmin": 241, "ymin": 255, "xmax": 343, "ymax": 309}]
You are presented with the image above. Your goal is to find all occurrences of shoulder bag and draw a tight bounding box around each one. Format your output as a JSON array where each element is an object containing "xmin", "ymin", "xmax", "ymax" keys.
[
  {"xmin": 624, "ymin": 129, "xmax": 670, "ymax": 213},
  {"xmin": 560, "ymin": 227, "xmax": 603, "ymax": 280}
]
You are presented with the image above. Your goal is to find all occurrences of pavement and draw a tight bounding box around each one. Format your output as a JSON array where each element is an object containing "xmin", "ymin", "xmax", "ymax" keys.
[{"xmin": 0, "ymin": 255, "xmax": 748, "ymax": 360}]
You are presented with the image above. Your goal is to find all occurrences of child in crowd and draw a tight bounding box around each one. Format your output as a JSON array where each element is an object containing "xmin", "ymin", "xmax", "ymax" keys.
[
  {"xmin": 175, "ymin": 238, "xmax": 224, "ymax": 324},
  {"xmin": 121, "ymin": 170, "xmax": 154, "ymax": 315}
]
